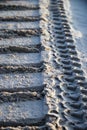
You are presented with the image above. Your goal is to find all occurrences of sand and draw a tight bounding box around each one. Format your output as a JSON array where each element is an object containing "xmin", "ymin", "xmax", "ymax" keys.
[{"xmin": 63, "ymin": 0, "xmax": 87, "ymax": 80}]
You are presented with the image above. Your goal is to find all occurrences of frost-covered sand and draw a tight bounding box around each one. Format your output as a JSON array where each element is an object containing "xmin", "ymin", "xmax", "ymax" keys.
[{"xmin": 63, "ymin": 0, "xmax": 87, "ymax": 79}]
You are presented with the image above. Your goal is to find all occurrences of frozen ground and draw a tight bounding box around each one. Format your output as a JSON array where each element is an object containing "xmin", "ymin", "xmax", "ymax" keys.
[{"xmin": 63, "ymin": 0, "xmax": 87, "ymax": 79}]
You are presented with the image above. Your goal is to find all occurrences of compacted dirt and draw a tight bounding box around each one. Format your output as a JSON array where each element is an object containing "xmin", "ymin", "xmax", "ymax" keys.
[{"xmin": 0, "ymin": 0, "xmax": 87, "ymax": 130}]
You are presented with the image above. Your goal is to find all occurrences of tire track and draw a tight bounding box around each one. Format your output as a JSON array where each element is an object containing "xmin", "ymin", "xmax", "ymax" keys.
[
  {"xmin": 49, "ymin": 0, "xmax": 87, "ymax": 129},
  {"xmin": 0, "ymin": 0, "xmax": 48, "ymax": 129},
  {"xmin": 0, "ymin": 0, "xmax": 87, "ymax": 130}
]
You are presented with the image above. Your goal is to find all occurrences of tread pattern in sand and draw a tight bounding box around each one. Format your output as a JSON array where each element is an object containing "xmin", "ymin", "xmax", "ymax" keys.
[{"xmin": 0, "ymin": 0, "xmax": 87, "ymax": 130}]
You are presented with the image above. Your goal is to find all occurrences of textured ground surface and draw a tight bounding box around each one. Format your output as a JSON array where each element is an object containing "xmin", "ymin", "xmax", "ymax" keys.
[
  {"xmin": 0, "ymin": 0, "xmax": 87, "ymax": 130},
  {"xmin": 63, "ymin": 0, "xmax": 87, "ymax": 80}
]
